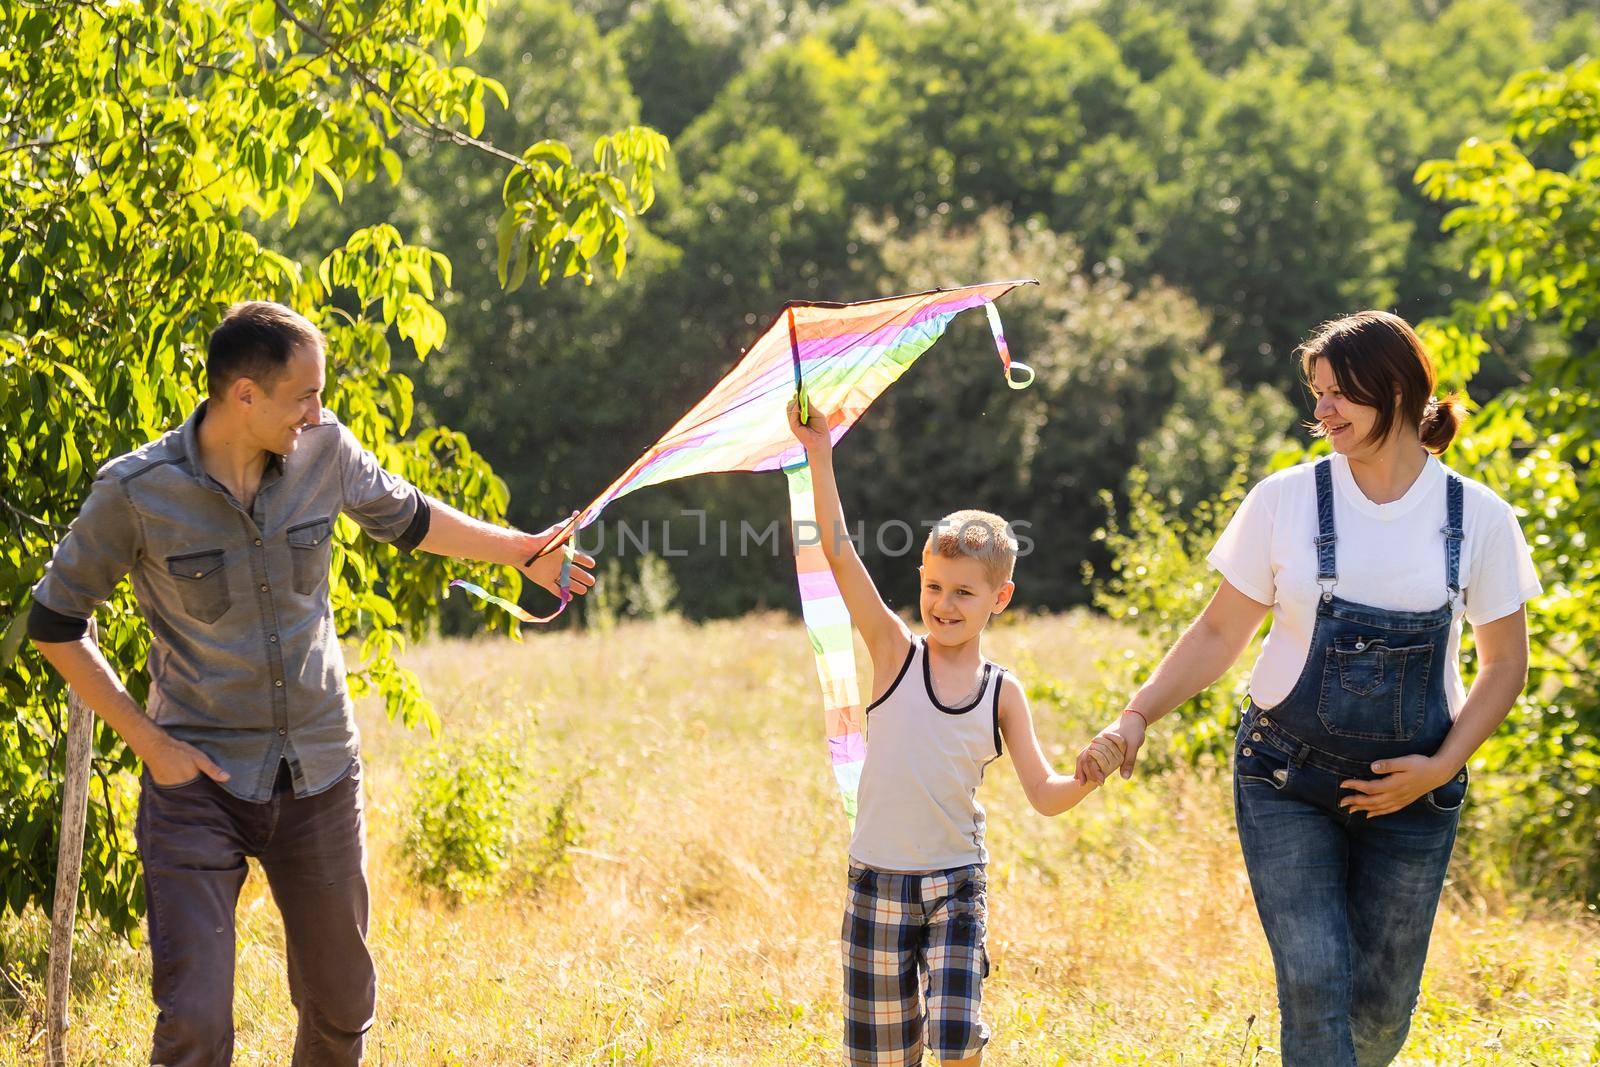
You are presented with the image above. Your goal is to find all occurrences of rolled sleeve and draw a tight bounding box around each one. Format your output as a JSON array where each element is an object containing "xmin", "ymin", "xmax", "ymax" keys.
[
  {"xmin": 337, "ymin": 423, "xmax": 422, "ymax": 548},
  {"xmin": 394, "ymin": 494, "xmax": 432, "ymax": 553},
  {"xmin": 29, "ymin": 472, "xmax": 140, "ymax": 637}
]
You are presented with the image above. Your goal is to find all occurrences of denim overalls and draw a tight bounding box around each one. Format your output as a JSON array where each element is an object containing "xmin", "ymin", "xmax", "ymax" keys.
[{"xmin": 1234, "ymin": 458, "xmax": 1470, "ymax": 1067}]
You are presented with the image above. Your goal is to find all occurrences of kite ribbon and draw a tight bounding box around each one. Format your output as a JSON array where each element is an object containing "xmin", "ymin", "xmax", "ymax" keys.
[
  {"xmin": 784, "ymin": 460, "xmax": 865, "ymax": 819},
  {"xmin": 446, "ymin": 539, "xmax": 574, "ymax": 624},
  {"xmin": 987, "ymin": 299, "xmax": 1034, "ymax": 389}
]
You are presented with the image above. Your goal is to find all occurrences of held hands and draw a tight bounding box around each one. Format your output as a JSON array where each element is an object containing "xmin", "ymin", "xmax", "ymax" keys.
[
  {"xmin": 787, "ymin": 396, "xmax": 832, "ymax": 457},
  {"xmin": 1075, "ymin": 710, "xmax": 1148, "ymax": 785},
  {"xmin": 1339, "ymin": 755, "xmax": 1454, "ymax": 818},
  {"xmin": 1082, "ymin": 733, "xmax": 1126, "ymax": 785},
  {"xmin": 517, "ymin": 513, "xmax": 598, "ymax": 599},
  {"xmin": 144, "ymin": 733, "xmax": 229, "ymax": 787}
]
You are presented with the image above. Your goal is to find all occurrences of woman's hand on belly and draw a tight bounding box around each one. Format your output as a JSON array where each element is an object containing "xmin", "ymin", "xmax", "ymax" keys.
[{"xmin": 1338, "ymin": 754, "xmax": 1454, "ymax": 818}]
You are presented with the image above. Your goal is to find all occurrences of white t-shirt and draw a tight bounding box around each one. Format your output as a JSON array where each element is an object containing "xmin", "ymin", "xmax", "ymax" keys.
[{"xmin": 1207, "ymin": 453, "xmax": 1542, "ymax": 716}]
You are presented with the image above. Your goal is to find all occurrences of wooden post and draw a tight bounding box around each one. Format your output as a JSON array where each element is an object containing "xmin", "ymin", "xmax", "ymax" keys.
[{"xmin": 45, "ymin": 617, "xmax": 96, "ymax": 1067}]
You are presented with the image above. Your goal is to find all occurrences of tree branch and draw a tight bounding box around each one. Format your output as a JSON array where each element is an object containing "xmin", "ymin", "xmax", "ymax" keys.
[
  {"xmin": 272, "ymin": 0, "xmax": 527, "ymax": 170},
  {"xmin": 0, "ymin": 490, "xmax": 69, "ymax": 535}
]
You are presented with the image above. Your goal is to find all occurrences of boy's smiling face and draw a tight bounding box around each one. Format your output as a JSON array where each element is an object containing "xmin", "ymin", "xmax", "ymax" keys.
[{"xmin": 918, "ymin": 551, "xmax": 1014, "ymax": 647}]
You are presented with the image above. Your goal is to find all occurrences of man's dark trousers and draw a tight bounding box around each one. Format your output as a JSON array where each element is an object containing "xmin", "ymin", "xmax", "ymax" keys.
[{"xmin": 135, "ymin": 759, "xmax": 374, "ymax": 1066}]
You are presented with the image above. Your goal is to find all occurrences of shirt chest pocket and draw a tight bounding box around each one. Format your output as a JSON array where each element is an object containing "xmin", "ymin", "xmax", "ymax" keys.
[
  {"xmin": 166, "ymin": 550, "xmax": 231, "ymax": 624},
  {"xmin": 287, "ymin": 518, "xmax": 333, "ymax": 596}
]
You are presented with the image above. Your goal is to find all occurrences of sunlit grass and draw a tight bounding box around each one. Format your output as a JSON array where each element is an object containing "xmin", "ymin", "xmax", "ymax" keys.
[{"xmin": 4, "ymin": 612, "xmax": 1596, "ymax": 1064}]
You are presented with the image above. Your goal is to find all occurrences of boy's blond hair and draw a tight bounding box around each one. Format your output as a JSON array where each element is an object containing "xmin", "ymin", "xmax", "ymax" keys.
[{"xmin": 923, "ymin": 509, "xmax": 1018, "ymax": 588}]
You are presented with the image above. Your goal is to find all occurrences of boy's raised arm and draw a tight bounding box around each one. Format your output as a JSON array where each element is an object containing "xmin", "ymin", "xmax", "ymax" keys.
[{"xmin": 788, "ymin": 399, "xmax": 913, "ymax": 668}]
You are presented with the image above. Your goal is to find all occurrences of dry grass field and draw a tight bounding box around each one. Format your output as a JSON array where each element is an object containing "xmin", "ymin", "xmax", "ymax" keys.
[{"xmin": 4, "ymin": 612, "xmax": 1597, "ymax": 1064}]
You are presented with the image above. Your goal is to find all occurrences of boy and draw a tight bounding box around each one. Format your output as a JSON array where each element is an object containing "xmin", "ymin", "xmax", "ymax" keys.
[{"xmin": 788, "ymin": 400, "xmax": 1123, "ymax": 1066}]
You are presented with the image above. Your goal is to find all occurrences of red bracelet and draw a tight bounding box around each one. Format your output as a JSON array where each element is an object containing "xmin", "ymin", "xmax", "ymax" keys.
[{"xmin": 1121, "ymin": 708, "xmax": 1151, "ymax": 728}]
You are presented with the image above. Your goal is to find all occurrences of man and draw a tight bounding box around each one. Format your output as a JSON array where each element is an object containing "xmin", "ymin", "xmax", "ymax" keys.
[{"xmin": 27, "ymin": 301, "xmax": 594, "ymax": 1065}]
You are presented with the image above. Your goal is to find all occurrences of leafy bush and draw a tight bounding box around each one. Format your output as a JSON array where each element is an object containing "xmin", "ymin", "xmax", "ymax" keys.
[
  {"xmin": 404, "ymin": 733, "xmax": 585, "ymax": 902},
  {"xmin": 584, "ymin": 551, "xmax": 681, "ymax": 632}
]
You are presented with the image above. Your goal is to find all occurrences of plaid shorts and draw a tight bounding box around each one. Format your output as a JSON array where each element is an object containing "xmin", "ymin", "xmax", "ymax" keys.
[{"xmin": 841, "ymin": 862, "xmax": 991, "ymax": 1065}]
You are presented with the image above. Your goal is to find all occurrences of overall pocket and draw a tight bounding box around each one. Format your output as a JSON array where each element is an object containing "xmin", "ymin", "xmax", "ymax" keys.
[
  {"xmin": 1423, "ymin": 765, "xmax": 1470, "ymax": 815},
  {"xmin": 1318, "ymin": 636, "xmax": 1434, "ymax": 741},
  {"xmin": 287, "ymin": 517, "xmax": 333, "ymax": 596},
  {"xmin": 1235, "ymin": 733, "xmax": 1293, "ymax": 791},
  {"xmin": 166, "ymin": 549, "xmax": 230, "ymax": 623}
]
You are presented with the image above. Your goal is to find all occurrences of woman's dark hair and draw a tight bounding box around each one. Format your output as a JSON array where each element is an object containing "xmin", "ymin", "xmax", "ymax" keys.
[
  {"xmin": 1296, "ymin": 310, "xmax": 1465, "ymax": 455},
  {"xmin": 206, "ymin": 301, "xmax": 324, "ymax": 396}
]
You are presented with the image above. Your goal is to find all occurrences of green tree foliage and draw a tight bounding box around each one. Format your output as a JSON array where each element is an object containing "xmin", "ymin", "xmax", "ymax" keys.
[
  {"xmin": 0, "ymin": 0, "xmax": 665, "ymax": 931},
  {"xmin": 1131, "ymin": 58, "xmax": 1410, "ymax": 382},
  {"xmin": 1416, "ymin": 58, "xmax": 1600, "ymax": 902},
  {"xmin": 859, "ymin": 5, "xmax": 1150, "ymax": 227},
  {"xmin": 610, "ymin": 0, "xmax": 742, "ymax": 139}
]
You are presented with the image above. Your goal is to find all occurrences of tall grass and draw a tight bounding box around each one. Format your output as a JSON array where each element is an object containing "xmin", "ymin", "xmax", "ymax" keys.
[{"xmin": 3, "ymin": 613, "xmax": 1596, "ymax": 1064}]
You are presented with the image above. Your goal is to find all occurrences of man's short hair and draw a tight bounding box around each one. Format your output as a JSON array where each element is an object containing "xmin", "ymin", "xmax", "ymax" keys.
[
  {"xmin": 923, "ymin": 509, "xmax": 1018, "ymax": 587},
  {"xmin": 207, "ymin": 301, "xmax": 324, "ymax": 396}
]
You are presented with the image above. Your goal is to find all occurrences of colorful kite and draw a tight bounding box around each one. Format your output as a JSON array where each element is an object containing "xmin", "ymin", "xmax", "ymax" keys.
[{"xmin": 450, "ymin": 280, "xmax": 1036, "ymax": 818}]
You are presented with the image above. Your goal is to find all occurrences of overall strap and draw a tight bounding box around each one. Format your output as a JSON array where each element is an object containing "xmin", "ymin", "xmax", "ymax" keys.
[
  {"xmin": 1443, "ymin": 473, "xmax": 1465, "ymax": 605},
  {"xmin": 1313, "ymin": 458, "xmax": 1338, "ymax": 602}
]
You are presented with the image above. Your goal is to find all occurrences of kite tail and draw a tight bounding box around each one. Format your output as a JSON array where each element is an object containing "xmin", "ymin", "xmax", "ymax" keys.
[
  {"xmin": 446, "ymin": 538, "xmax": 576, "ymax": 624},
  {"xmin": 784, "ymin": 460, "xmax": 865, "ymax": 822}
]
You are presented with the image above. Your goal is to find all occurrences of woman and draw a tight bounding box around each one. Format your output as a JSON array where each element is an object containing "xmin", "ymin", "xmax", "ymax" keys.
[{"xmin": 1076, "ymin": 311, "xmax": 1541, "ymax": 1066}]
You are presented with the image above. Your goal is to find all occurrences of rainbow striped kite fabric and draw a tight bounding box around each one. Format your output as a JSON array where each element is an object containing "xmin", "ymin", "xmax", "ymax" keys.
[{"xmin": 453, "ymin": 280, "xmax": 1036, "ymax": 819}]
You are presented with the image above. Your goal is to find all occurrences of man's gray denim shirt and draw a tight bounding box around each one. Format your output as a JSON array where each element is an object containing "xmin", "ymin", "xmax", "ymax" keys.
[{"xmin": 29, "ymin": 401, "xmax": 430, "ymax": 801}]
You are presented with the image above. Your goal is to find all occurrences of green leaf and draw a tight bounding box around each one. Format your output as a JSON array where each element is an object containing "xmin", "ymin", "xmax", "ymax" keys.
[
  {"xmin": 523, "ymin": 140, "xmax": 572, "ymax": 168},
  {"xmin": 51, "ymin": 360, "xmax": 98, "ymax": 403},
  {"xmin": 311, "ymin": 160, "xmax": 344, "ymax": 202},
  {"xmin": 495, "ymin": 207, "xmax": 519, "ymax": 289},
  {"xmin": 0, "ymin": 599, "xmax": 30, "ymax": 668},
  {"xmin": 248, "ymin": 0, "xmax": 277, "ymax": 38}
]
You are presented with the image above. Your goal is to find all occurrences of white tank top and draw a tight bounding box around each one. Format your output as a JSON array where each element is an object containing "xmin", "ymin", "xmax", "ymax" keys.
[{"xmin": 848, "ymin": 637, "xmax": 1006, "ymax": 872}]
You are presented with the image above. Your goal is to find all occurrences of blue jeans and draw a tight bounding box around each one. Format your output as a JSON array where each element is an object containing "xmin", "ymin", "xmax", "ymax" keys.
[{"xmin": 1234, "ymin": 734, "xmax": 1464, "ymax": 1067}]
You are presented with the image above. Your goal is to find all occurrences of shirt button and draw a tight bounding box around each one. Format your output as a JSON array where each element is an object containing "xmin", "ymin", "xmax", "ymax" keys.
[
  {"xmin": 269, "ymin": 634, "xmax": 278, "ymax": 643},
  {"xmin": 254, "ymin": 538, "xmax": 263, "ymax": 546},
  {"xmin": 260, "ymin": 583, "xmax": 269, "ymax": 592},
  {"xmin": 278, "ymin": 728, "xmax": 287, "ymax": 736},
  {"xmin": 275, "ymin": 680, "xmax": 284, "ymax": 687},
  {"xmin": 194, "ymin": 571, "xmax": 203, "ymax": 577}
]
